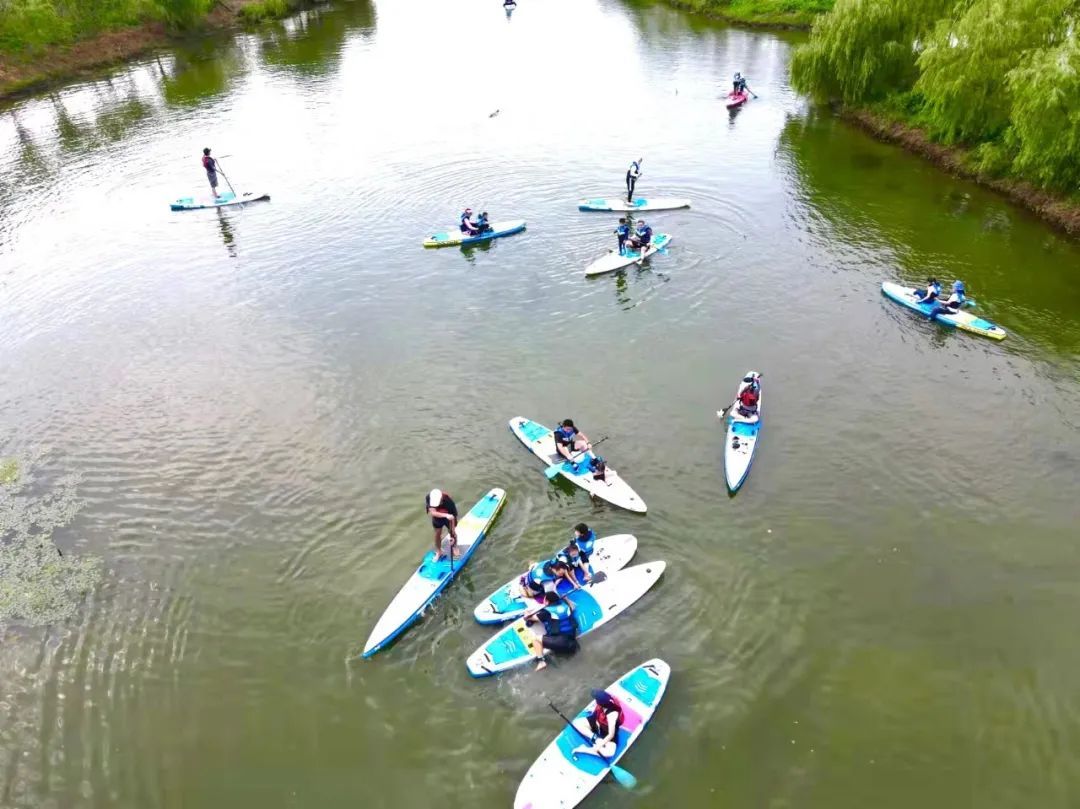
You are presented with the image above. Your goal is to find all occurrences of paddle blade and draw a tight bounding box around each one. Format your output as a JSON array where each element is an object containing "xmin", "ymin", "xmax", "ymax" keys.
[
  {"xmin": 610, "ymin": 764, "xmax": 638, "ymax": 789},
  {"xmin": 543, "ymin": 463, "xmax": 563, "ymax": 479}
]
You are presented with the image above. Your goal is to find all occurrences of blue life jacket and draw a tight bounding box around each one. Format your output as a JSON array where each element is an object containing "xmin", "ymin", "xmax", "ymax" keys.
[
  {"xmin": 528, "ymin": 561, "xmax": 556, "ymax": 586},
  {"xmin": 615, "ymin": 223, "xmax": 630, "ymax": 238},
  {"xmin": 542, "ymin": 601, "xmax": 576, "ymax": 635},
  {"xmin": 460, "ymin": 211, "xmax": 474, "ymax": 232},
  {"xmin": 574, "ymin": 529, "xmax": 596, "ymax": 556},
  {"xmin": 554, "ymin": 425, "xmax": 577, "ymax": 447},
  {"xmin": 635, "ymin": 224, "xmax": 652, "ymax": 240}
]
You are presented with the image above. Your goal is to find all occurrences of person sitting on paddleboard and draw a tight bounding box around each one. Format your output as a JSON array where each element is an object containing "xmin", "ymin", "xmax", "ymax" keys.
[
  {"xmin": 557, "ymin": 525, "xmax": 597, "ymax": 584},
  {"xmin": 474, "ymin": 211, "xmax": 492, "ymax": 235},
  {"xmin": 460, "ymin": 208, "xmax": 480, "ymax": 235},
  {"xmin": 615, "ymin": 218, "xmax": 630, "ymax": 254},
  {"xmin": 927, "ymin": 280, "xmax": 965, "ymax": 319},
  {"xmin": 576, "ymin": 689, "xmax": 623, "ymax": 757},
  {"xmin": 554, "ymin": 419, "xmax": 591, "ymax": 464},
  {"xmin": 525, "ymin": 591, "xmax": 578, "ymax": 671},
  {"xmin": 627, "ymin": 219, "xmax": 652, "ymax": 260},
  {"xmin": 202, "ymin": 148, "xmax": 220, "ymax": 198},
  {"xmin": 521, "ymin": 558, "xmax": 575, "ymax": 598},
  {"xmin": 914, "ymin": 277, "xmax": 942, "ymax": 304},
  {"xmin": 426, "ymin": 488, "xmax": 458, "ymax": 561},
  {"xmin": 736, "ymin": 376, "xmax": 760, "ymax": 419},
  {"xmin": 626, "ymin": 159, "xmax": 641, "ymax": 203}
]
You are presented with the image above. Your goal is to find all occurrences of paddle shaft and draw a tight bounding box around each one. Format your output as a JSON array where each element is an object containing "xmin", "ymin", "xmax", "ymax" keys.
[{"xmin": 215, "ymin": 158, "xmax": 238, "ymax": 198}]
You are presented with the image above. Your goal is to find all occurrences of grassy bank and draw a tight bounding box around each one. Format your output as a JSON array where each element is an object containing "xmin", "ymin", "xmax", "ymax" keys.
[
  {"xmin": 0, "ymin": 0, "xmax": 300, "ymax": 99},
  {"xmin": 791, "ymin": 0, "xmax": 1080, "ymax": 232},
  {"xmin": 666, "ymin": 0, "xmax": 833, "ymax": 29}
]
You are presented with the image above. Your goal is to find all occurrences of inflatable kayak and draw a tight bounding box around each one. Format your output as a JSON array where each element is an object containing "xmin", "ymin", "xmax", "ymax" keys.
[
  {"xmin": 170, "ymin": 190, "xmax": 269, "ymax": 211},
  {"xmin": 361, "ymin": 488, "xmax": 506, "ymax": 658},
  {"xmin": 577, "ymin": 198, "xmax": 690, "ymax": 212},
  {"xmin": 881, "ymin": 282, "xmax": 1006, "ymax": 340},
  {"xmin": 514, "ymin": 658, "xmax": 672, "ymax": 809},
  {"xmin": 725, "ymin": 90, "xmax": 749, "ymax": 109},
  {"xmin": 465, "ymin": 561, "xmax": 666, "ymax": 677},
  {"xmin": 723, "ymin": 371, "xmax": 761, "ymax": 493},
  {"xmin": 508, "ymin": 417, "xmax": 647, "ymax": 513},
  {"xmin": 585, "ymin": 233, "xmax": 671, "ymax": 276},
  {"xmin": 423, "ymin": 219, "xmax": 526, "ymax": 247},
  {"xmin": 472, "ymin": 534, "xmax": 638, "ymax": 625}
]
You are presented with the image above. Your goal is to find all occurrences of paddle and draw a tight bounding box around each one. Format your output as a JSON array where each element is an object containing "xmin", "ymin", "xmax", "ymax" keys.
[
  {"xmin": 521, "ymin": 570, "xmax": 607, "ymax": 619},
  {"xmin": 544, "ymin": 436, "xmax": 609, "ymax": 479},
  {"xmin": 214, "ymin": 157, "xmax": 238, "ymax": 199},
  {"xmin": 547, "ymin": 702, "xmax": 638, "ymax": 790}
]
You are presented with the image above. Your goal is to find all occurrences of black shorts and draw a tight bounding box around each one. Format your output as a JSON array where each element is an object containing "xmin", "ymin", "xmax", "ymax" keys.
[
  {"xmin": 432, "ymin": 517, "xmax": 454, "ymax": 530},
  {"xmin": 542, "ymin": 633, "xmax": 578, "ymax": 655}
]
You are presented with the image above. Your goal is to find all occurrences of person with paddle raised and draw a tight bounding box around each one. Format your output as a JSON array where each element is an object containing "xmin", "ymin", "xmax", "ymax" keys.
[
  {"xmin": 425, "ymin": 488, "xmax": 458, "ymax": 561},
  {"xmin": 525, "ymin": 590, "xmax": 578, "ymax": 671},
  {"xmin": 201, "ymin": 148, "xmax": 221, "ymax": 198}
]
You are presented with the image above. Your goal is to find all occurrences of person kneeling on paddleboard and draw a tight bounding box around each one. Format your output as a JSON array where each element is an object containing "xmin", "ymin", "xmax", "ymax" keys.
[
  {"xmin": 202, "ymin": 148, "xmax": 220, "ymax": 198},
  {"xmin": 525, "ymin": 591, "xmax": 578, "ymax": 671},
  {"xmin": 426, "ymin": 488, "xmax": 458, "ymax": 561},
  {"xmin": 554, "ymin": 419, "xmax": 592, "ymax": 464},
  {"xmin": 914, "ymin": 277, "xmax": 942, "ymax": 304},
  {"xmin": 615, "ymin": 218, "xmax": 630, "ymax": 254},
  {"xmin": 736, "ymin": 376, "xmax": 760, "ymax": 419},
  {"xmin": 927, "ymin": 280, "xmax": 965, "ymax": 319},
  {"xmin": 626, "ymin": 159, "xmax": 641, "ymax": 203},
  {"xmin": 572, "ymin": 689, "xmax": 623, "ymax": 758},
  {"xmin": 460, "ymin": 208, "xmax": 481, "ymax": 235}
]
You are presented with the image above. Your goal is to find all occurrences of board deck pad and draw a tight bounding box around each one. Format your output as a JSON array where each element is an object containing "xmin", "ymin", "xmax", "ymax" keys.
[{"xmin": 585, "ymin": 233, "xmax": 671, "ymax": 276}]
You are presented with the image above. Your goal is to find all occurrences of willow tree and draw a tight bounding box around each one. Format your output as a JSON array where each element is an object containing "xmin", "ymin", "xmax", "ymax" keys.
[
  {"xmin": 1007, "ymin": 39, "xmax": 1080, "ymax": 190},
  {"xmin": 915, "ymin": 0, "xmax": 1075, "ymax": 145},
  {"xmin": 790, "ymin": 0, "xmax": 955, "ymax": 104}
]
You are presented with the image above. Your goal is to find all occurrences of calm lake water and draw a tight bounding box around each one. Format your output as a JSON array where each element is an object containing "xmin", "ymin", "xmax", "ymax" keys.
[{"xmin": 2, "ymin": 0, "xmax": 1079, "ymax": 807}]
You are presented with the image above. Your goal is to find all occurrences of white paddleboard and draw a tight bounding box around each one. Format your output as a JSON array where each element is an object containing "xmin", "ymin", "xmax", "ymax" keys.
[
  {"xmin": 508, "ymin": 417, "xmax": 647, "ymax": 513},
  {"xmin": 362, "ymin": 488, "xmax": 506, "ymax": 658},
  {"xmin": 170, "ymin": 190, "xmax": 270, "ymax": 211},
  {"xmin": 472, "ymin": 534, "xmax": 638, "ymax": 625},
  {"xmin": 585, "ymin": 233, "xmax": 672, "ymax": 276},
  {"xmin": 514, "ymin": 658, "xmax": 672, "ymax": 809},
  {"xmin": 465, "ymin": 561, "xmax": 666, "ymax": 677},
  {"xmin": 577, "ymin": 198, "xmax": 690, "ymax": 212},
  {"xmin": 723, "ymin": 372, "xmax": 761, "ymax": 492}
]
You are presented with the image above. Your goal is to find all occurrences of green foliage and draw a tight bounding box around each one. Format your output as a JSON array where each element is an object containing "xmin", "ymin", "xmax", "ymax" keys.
[
  {"xmin": 916, "ymin": 0, "xmax": 1072, "ymax": 144},
  {"xmin": 1007, "ymin": 39, "xmax": 1080, "ymax": 191},
  {"xmin": 670, "ymin": 0, "xmax": 834, "ymax": 27},
  {"xmin": 792, "ymin": 0, "xmax": 1080, "ymax": 194},
  {"xmin": 790, "ymin": 0, "xmax": 953, "ymax": 104},
  {"xmin": 151, "ymin": 0, "xmax": 213, "ymax": 29},
  {"xmin": 239, "ymin": 0, "xmax": 291, "ymax": 24}
]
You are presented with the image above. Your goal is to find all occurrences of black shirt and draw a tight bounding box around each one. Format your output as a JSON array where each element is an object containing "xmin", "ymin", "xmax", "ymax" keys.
[{"xmin": 425, "ymin": 493, "xmax": 458, "ymax": 517}]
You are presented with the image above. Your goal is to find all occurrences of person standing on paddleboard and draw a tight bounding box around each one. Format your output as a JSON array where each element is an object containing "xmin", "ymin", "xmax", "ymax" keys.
[
  {"xmin": 615, "ymin": 218, "xmax": 630, "ymax": 254},
  {"xmin": 554, "ymin": 419, "xmax": 592, "ymax": 464},
  {"xmin": 625, "ymin": 160, "xmax": 642, "ymax": 203},
  {"xmin": 525, "ymin": 591, "xmax": 578, "ymax": 671},
  {"xmin": 201, "ymin": 148, "xmax": 221, "ymax": 198},
  {"xmin": 426, "ymin": 488, "xmax": 458, "ymax": 561}
]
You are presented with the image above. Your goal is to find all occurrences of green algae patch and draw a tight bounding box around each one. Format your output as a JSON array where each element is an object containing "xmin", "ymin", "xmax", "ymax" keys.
[{"xmin": 0, "ymin": 457, "xmax": 102, "ymax": 627}]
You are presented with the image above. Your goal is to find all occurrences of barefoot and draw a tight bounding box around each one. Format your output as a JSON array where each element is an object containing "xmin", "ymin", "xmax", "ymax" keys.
[{"xmin": 535, "ymin": 659, "xmax": 548, "ymax": 672}]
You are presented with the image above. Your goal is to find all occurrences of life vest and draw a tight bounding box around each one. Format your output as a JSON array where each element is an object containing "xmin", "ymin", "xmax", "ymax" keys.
[
  {"xmin": 542, "ymin": 601, "xmax": 576, "ymax": 635},
  {"xmin": 554, "ymin": 425, "xmax": 577, "ymax": 446},
  {"xmin": 739, "ymin": 387, "xmax": 759, "ymax": 407},
  {"xmin": 615, "ymin": 223, "xmax": 630, "ymax": 238},
  {"xmin": 202, "ymin": 155, "xmax": 215, "ymax": 172},
  {"xmin": 635, "ymin": 224, "xmax": 652, "ymax": 240},
  {"xmin": 574, "ymin": 529, "xmax": 596, "ymax": 555},
  {"xmin": 627, "ymin": 161, "xmax": 640, "ymax": 177},
  {"xmin": 528, "ymin": 561, "xmax": 556, "ymax": 587},
  {"xmin": 590, "ymin": 698, "xmax": 623, "ymax": 737}
]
